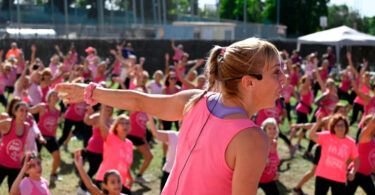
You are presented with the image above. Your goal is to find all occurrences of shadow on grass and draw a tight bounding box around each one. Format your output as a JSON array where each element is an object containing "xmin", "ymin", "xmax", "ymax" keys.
[
  {"xmin": 278, "ymin": 158, "xmax": 292, "ymax": 173},
  {"xmin": 59, "ymin": 159, "xmax": 75, "ymax": 175},
  {"xmin": 132, "ymin": 183, "xmax": 152, "ymax": 195},
  {"xmin": 276, "ymin": 180, "xmax": 291, "ymax": 195}
]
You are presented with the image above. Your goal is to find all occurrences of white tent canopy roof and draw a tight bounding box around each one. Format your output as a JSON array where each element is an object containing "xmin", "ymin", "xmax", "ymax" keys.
[
  {"xmin": 298, "ymin": 25, "xmax": 375, "ymax": 47},
  {"xmin": 297, "ymin": 25, "xmax": 375, "ymax": 68}
]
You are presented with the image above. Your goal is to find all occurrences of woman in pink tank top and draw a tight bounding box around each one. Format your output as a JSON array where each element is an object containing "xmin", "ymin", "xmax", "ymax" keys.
[
  {"xmin": 40, "ymin": 68, "xmax": 64, "ymax": 103},
  {"xmin": 10, "ymin": 153, "xmax": 50, "ymax": 195},
  {"xmin": 95, "ymin": 105, "xmax": 133, "ymax": 195},
  {"xmin": 29, "ymin": 90, "xmax": 61, "ymax": 182},
  {"xmin": 0, "ymin": 102, "xmax": 29, "ymax": 192},
  {"xmin": 56, "ymin": 37, "xmax": 286, "ymax": 194},
  {"xmin": 309, "ymin": 114, "xmax": 359, "ymax": 195},
  {"xmin": 175, "ymin": 59, "xmax": 206, "ymax": 90},
  {"xmin": 314, "ymin": 79, "xmax": 339, "ymax": 118},
  {"xmin": 75, "ymin": 105, "xmax": 113, "ymax": 193},
  {"xmin": 346, "ymin": 115, "xmax": 375, "ymax": 194},
  {"xmin": 259, "ymin": 118, "xmax": 280, "ymax": 195}
]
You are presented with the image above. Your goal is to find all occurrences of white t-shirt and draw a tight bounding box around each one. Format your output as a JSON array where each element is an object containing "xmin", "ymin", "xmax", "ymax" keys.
[
  {"xmin": 25, "ymin": 121, "xmax": 41, "ymax": 154},
  {"xmin": 163, "ymin": 131, "xmax": 179, "ymax": 173},
  {"xmin": 147, "ymin": 80, "xmax": 163, "ymax": 94}
]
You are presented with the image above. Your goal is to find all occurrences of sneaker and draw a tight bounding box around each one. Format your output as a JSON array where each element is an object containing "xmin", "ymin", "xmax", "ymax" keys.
[
  {"xmin": 303, "ymin": 152, "xmax": 314, "ymax": 161},
  {"xmin": 292, "ymin": 187, "xmax": 305, "ymax": 195},
  {"xmin": 50, "ymin": 174, "xmax": 63, "ymax": 182},
  {"xmin": 290, "ymin": 145, "xmax": 298, "ymax": 158},
  {"xmin": 63, "ymin": 144, "xmax": 69, "ymax": 152},
  {"xmin": 77, "ymin": 186, "xmax": 89, "ymax": 195},
  {"xmin": 134, "ymin": 175, "xmax": 150, "ymax": 184}
]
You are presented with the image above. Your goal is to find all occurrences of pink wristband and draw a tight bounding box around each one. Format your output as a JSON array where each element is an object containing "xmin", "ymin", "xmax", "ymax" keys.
[{"xmin": 84, "ymin": 82, "xmax": 98, "ymax": 106}]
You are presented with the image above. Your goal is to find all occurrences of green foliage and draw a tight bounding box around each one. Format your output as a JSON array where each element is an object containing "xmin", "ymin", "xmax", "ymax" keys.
[
  {"xmin": 220, "ymin": 0, "xmax": 264, "ymax": 22},
  {"xmin": 168, "ymin": 0, "xmax": 191, "ymax": 15}
]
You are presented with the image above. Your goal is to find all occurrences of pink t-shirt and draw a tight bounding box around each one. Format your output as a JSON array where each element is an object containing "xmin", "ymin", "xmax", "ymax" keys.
[
  {"xmin": 96, "ymin": 132, "xmax": 133, "ymax": 188},
  {"xmin": 355, "ymin": 139, "xmax": 375, "ymax": 175},
  {"xmin": 5, "ymin": 68, "xmax": 17, "ymax": 87},
  {"xmin": 315, "ymin": 132, "xmax": 358, "ymax": 183},
  {"xmin": 259, "ymin": 141, "xmax": 280, "ymax": 183},
  {"xmin": 354, "ymin": 84, "xmax": 370, "ymax": 105},
  {"xmin": 0, "ymin": 120, "xmax": 28, "ymax": 169},
  {"xmin": 64, "ymin": 102, "xmax": 87, "ymax": 122},
  {"xmin": 0, "ymin": 74, "xmax": 7, "ymax": 94},
  {"xmin": 296, "ymin": 90, "xmax": 314, "ymax": 114},
  {"xmin": 128, "ymin": 112, "xmax": 148, "ymax": 138},
  {"xmin": 281, "ymin": 84, "xmax": 294, "ymax": 103},
  {"xmin": 37, "ymin": 104, "xmax": 60, "ymax": 137},
  {"xmin": 19, "ymin": 177, "xmax": 50, "ymax": 195},
  {"xmin": 86, "ymin": 127, "xmax": 104, "ymax": 154},
  {"xmin": 162, "ymin": 94, "xmax": 256, "ymax": 195}
]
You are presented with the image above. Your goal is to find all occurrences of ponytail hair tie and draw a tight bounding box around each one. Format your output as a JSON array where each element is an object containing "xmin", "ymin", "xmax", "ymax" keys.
[{"xmin": 220, "ymin": 47, "xmax": 226, "ymax": 55}]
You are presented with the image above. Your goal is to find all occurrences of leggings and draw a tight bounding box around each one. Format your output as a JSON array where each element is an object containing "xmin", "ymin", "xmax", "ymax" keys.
[
  {"xmin": 278, "ymin": 132, "xmax": 291, "ymax": 147},
  {"xmin": 58, "ymin": 119, "xmax": 85, "ymax": 146},
  {"xmin": 315, "ymin": 176, "xmax": 345, "ymax": 195},
  {"xmin": 258, "ymin": 181, "xmax": 280, "ymax": 195},
  {"xmin": 160, "ymin": 171, "xmax": 170, "ymax": 192},
  {"xmin": 0, "ymin": 164, "xmax": 20, "ymax": 191},
  {"xmin": 0, "ymin": 94, "xmax": 7, "ymax": 108},
  {"xmin": 162, "ymin": 120, "xmax": 179, "ymax": 131},
  {"xmin": 80, "ymin": 150, "xmax": 103, "ymax": 191},
  {"xmin": 346, "ymin": 172, "xmax": 375, "ymax": 195},
  {"xmin": 351, "ymin": 103, "xmax": 364, "ymax": 125}
]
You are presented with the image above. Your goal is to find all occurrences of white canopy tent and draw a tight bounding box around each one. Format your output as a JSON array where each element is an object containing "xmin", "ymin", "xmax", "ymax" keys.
[{"xmin": 297, "ymin": 25, "xmax": 375, "ymax": 67}]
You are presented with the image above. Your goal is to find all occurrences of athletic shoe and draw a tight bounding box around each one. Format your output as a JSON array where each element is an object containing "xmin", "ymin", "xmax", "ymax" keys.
[
  {"xmin": 290, "ymin": 145, "xmax": 298, "ymax": 158},
  {"xmin": 292, "ymin": 187, "xmax": 305, "ymax": 195},
  {"xmin": 303, "ymin": 152, "xmax": 314, "ymax": 161},
  {"xmin": 77, "ymin": 186, "xmax": 90, "ymax": 195},
  {"xmin": 134, "ymin": 175, "xmax": 150, "ymax": 184},
  {"xmin": 50, "ymin": 174, "xmax": 63, "ymax": 182}
]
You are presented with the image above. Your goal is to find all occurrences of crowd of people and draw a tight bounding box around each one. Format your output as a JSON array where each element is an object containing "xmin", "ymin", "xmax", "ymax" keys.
[{"xmin": 0, "ymin": 38, "xmax": 374, "ymax": 195}]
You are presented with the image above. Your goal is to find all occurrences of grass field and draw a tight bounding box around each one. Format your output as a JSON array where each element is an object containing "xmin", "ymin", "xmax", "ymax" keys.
[{"xmin": 0, "ymin": 93, "xmax": 372, "ymax": 195}]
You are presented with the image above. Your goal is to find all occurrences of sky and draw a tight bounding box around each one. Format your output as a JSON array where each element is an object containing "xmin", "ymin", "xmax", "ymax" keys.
[{"xmin": 198, "ymin": 0, "xmax": 375, "ymax": 17}]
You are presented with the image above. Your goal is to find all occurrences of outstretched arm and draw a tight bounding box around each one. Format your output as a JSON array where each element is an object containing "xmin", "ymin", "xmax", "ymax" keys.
[
  {"xmin": 56, "ymin": 83, "xmax": 201, "ymax": 121},
  {"xmin": 74, "ymin": 150, "xmax": 103, "ymax": 195}
]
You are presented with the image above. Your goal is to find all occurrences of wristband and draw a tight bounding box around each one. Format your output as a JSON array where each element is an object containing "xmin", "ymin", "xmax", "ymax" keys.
[{"xmin": 84, "ymin": 82, "xmax": 98, "ymax": 106}]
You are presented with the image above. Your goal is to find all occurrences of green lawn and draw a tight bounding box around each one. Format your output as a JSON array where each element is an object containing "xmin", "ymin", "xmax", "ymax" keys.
[{"xmin": 0, "ymin": 89, "xmax": 372, "ymax": 195}]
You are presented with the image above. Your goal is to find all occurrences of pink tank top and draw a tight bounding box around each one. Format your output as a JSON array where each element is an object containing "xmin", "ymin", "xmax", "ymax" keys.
[
  {"xmin": 357, "ymin": 139, "xmax": 375, "ymax": 175},
  {"xmin": 290, "ymin": 72, "xmax": 300, "ymax": 87},
  {"xmin": 28, "ymin": 83, "xmax": 43, "ymax": 106},
  {"xmin": 319, "ymin": 69, "xmax": 329, "ymax": 82},
  {"xmin": 165, "ymin": 86, "xmax": 180, "ymax": 95},
  {"xmin": 37, "ymin": 104, "xmax": 60, "ymax": 137},
  {"xmin": 5, "ymin": 68, "xmax": 17, "ymax": 87},
  {"xmin": 96, "ymin": 132, "xmax": 133, "ymax": 188},
  {"xmin": 86, "ymin": 127, "xmax": 104, "ymax": 154},
  {"xmin": 112, "ymin": 62, "xmax": 121, "ymax": 75},
  {"xmin": 315, "ymin": 91, "xmax": 339, "ymax": 118},
  {"xmin": 359, "ymin": 97, "xmax": 375, "ymax": 128},
  {"xmin": 259, "ymin": 141, "xmax": 280, "ymax": 183},
  {"xmin": 354, "ymin": 85, "xmax": 370, "ymax": 105},
  {"xmin": 281, "ymin": 84, "xmax": 294, "ymax": 103},
  {"xmin": 94, "ymin": 75, "xmax": 106, "ymax": 83},
  {"xmin": 173, "ymin": 50, "xmax": 184, "ymax": 61},
  {"xmin": 256, "ymin": 100, "xmax": 282, "ymax": 126},
  {"xmin": 339, "ymin": 78, "xmax": 351, "ymax": 92},
  {"xmin": 64, "ymin": 102, "xmax": 87, "ymax": 122},
  {"xmin": 41, "ymin": 86, "xmax": 50, "ymax": 103},
  {"xmin": 128, "ymin": 112, "xmax": 148, "ymax": 138},
  {"xmin": 0, "ymin": 120, "xmax": 28, "ymax": 169},
  {"xmin": 162, "ymin": 94, "xmax": 256, "ymax": 195},
  {"xmin": 296, "ymin": 90, "xmax": 314, "ymax": 114}
]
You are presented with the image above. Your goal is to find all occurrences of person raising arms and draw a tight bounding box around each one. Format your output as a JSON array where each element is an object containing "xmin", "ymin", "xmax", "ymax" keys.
[{"xmin": 56, "ymin": 37, "xmax": 286, "ymax": 194}]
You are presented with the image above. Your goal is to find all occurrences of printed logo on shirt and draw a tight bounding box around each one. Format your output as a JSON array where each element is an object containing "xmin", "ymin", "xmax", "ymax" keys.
[
  {"xmin": 43, "ymin": 116, "xmax": 57, "ymax": 133},
  {"xmin": 136, "ymin": 112, "xmax": 148, "ymax": 129},
  {"xmin": 367, "ymin": 107, "xmax": 375, "ymax": 115},
  {"xmin": 6, "ymin": 139, "xmax": 23, "ymax": 162},
  {"xmin": 368, "ymin": 148, "xmax": 375, "ymax": 168},
  {"xmin": 264, "ymin": 108, "xmax": 279, "ymax": 119},
  {"xmin": 74, "ymin": 103, "xmax": 87, "ymax": 117}
]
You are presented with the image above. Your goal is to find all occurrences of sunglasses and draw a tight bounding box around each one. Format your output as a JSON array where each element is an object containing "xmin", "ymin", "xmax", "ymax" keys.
[{"xmin": 169, "ymin": 77, "xmax": 177, "ymax": 80}]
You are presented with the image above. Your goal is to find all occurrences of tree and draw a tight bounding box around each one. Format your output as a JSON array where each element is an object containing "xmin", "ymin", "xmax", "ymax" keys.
[
  {"xmin": 219, "ymin": 0, "xmax": 264, "ymax": 23},
  {"xmin": 263, "ymin": 0, "xmax": 329, "ymax": 36}
]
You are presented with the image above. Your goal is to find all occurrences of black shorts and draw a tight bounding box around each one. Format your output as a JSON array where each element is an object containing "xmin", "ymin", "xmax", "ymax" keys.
[
  {"xmin": 5, "ymin": 86, "xmax": 14, "ymax": 93},
  {"xmin": 37, "ymin": 136, "xmax": 59, "ymax": 153},
  {"xmin": 338, "ymin": 88, "xmax": 351, "ymax": 102},
  {"xmin": 127, "ymin": 135, "xmax": 145, "ymax": 146},
  {"xmin": 313, "ymin": 145, "xmax": 322, "ymax": 165}
]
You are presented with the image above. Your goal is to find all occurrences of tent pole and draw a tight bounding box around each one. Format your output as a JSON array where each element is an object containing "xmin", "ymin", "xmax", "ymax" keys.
[{"xmin": 335, "ymin": 44, "xmax": 341, "ymax": 72}]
